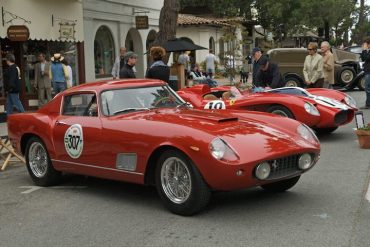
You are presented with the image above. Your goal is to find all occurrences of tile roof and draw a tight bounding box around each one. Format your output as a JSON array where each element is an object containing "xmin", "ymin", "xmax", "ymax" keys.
[{"xmin": 177, "ymin": 14, "xmax": 229, "ymax": 26}]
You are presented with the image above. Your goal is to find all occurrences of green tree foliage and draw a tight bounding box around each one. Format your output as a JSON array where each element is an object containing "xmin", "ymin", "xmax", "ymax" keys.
[{"xmin": 180, "ymin": 0, "xmax": 365, "ymax": 44}]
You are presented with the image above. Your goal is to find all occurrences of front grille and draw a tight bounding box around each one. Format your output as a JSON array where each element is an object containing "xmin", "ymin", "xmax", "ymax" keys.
[
  {"xmin": 263, "ymin": 155, "xmax": 300, "ymax": 180},
  {"xmin": 334, "ymin": 110, "xmax": 349, "ymax": 125}
]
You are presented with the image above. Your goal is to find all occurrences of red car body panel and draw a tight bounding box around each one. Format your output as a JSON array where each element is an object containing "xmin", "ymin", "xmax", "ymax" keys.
[
  {"xmin": 8, "ymin": 79, "xmax": 320, "ymax": 191},
  {"xmin": 178, "ymin": 85, "xmax": 356, "ymax": 128}
]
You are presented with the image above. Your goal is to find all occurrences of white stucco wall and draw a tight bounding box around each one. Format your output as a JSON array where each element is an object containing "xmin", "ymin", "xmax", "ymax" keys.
[{"xmin": 83, "ymin": 0, "xmax": 162, "ymax": 82}]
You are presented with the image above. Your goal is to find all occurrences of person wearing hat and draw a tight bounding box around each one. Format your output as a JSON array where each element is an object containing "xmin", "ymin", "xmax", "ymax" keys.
[
  {"xmin": 251, "ymin": 47, "xmax": 263, "ymax": 85},
  {"xmin": 4, "ymin": 53, "xmax": 25, "ymax": 115},
  {"xmin": 119, "ymin": 51, "xmax": 137, "ymax": 79},
  {"xmin": 49, "ymin": 53, "xmax": 69, "ymax": 94},
  {"xmin": 255, "ymin": 56, "xmax": 284, "ymax": 89}
]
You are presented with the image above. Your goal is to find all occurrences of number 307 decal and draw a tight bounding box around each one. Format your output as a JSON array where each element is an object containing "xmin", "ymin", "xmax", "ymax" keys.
[{"xmin": 204, "ymin": 100, "xmax": 226, "ymax": 110}]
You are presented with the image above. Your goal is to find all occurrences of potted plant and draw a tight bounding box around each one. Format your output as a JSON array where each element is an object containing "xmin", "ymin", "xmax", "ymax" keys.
[{"xmin": 355, "ymin": 124, "xmax": 370, "ymax": 149}]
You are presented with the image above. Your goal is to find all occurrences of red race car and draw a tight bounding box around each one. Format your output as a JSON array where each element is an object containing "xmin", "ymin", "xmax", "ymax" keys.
[
  {"xmin": 8, "ymin": 79, "xmax": 320, "ymax": 215},
  {"xmin": 178, "ymin": 85, "xmax": 357, "ymax": 133}
]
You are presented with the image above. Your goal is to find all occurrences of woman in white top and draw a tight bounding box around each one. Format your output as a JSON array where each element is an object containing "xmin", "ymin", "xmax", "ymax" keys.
[{"xmin": 303, "ymin": 42, "xmax": 324, "ymax": 88}]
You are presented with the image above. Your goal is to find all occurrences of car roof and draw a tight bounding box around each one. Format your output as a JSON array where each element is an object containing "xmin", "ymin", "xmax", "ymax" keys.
[{"xmin": 68, "ymin": 79, "xmax": 166, "ymax": 93}]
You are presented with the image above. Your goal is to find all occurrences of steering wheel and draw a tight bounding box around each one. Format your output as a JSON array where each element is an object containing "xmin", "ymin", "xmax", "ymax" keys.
[{"xmin": 153, "ymin": 97, "xmax": 171, "ymax": 107}]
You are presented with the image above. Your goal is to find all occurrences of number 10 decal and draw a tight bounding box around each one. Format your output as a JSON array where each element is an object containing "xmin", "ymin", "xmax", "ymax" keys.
[{"xmin": 204, "ymin": 100, "xmax": 226, "ymax": 110}]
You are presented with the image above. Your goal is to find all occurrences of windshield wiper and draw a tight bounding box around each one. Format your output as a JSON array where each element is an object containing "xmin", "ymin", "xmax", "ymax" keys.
[{"xmin": 113, "ymin": 108, "xmax": 150, "ymax": 115}]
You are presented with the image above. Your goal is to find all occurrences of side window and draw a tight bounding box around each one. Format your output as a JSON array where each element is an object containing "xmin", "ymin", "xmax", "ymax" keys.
[{"xmin": 62, "ymin": 93, "xmax": 98, "ymax": 116}]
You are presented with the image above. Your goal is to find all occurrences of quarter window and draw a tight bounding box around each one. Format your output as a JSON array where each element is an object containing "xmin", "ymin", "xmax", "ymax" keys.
[{"xmin": 62, "ymin": 93, "xmax": 98, "ymax": 116}]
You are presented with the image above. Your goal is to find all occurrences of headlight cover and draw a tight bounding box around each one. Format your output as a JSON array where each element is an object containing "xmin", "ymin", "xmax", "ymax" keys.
[
  {"xmin": 304, "ymin": 102, "xmax": 320, "ymax": 116},
  {"xmin": 344, "ymin": 95, "xmax": 357, "ymax": 108},
  {"xmin": 209, "ymin": 137, "xmax": 239, "ymax": 161},
  {"xmin": 297, "ymin": 124, "xmax": 319, "ymax": 144}
]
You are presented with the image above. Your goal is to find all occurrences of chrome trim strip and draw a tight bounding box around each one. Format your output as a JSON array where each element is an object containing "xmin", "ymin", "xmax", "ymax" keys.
[{"xmin": 51, "ymin": 159, "xmax": 144, "ymax": 176}]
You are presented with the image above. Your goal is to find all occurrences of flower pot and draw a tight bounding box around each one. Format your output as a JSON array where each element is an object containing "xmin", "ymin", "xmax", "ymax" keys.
[{"xmin": 355, "ymin": 130, "xmax": 370, "ymax": 149}]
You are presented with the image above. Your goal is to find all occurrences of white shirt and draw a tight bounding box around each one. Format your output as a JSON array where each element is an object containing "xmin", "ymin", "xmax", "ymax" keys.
[{"xmin": 205, "ymin": 53, "xmax": 216, "ymax": 70}]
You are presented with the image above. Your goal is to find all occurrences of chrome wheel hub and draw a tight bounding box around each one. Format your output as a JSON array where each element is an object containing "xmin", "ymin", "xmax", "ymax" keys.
[
  {"xmin": 161, "ymin": 157, "xmax": 191, "ymax": 204},
  {"xmin": 341, "ymin": 71, "xmax": 353, "ymax": 84},
  {"xmin": 28, "ymin": 142, "xmax": 48, "ymax": 178}
]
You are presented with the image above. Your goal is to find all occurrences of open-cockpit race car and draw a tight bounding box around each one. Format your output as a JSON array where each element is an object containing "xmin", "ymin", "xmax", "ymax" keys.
[{"xmin": 177, "ymin": 84, "xmax": 357, "ymax": 134}]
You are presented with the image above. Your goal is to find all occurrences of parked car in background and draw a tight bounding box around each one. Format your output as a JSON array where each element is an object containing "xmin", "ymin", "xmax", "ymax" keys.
[
  {"xmin": 178, "ymin": 84, "xmax": 357, "ymax": 134},
  {"xmin": 267, "ymin": 48, "xmax": 365, "ymax": 90}
]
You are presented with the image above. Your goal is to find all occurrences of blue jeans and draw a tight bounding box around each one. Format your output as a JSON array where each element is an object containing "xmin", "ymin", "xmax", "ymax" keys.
[
  {"xmin": 6, "ymin": 93, "xmax": 25, "ymax": 115},
  {"xmin": 53, "ymin": 81, "xmax": 67, "ymax": 95},
  {"xmin": 365, "ymin": 74, "xmax": 370, "ymax": 107}
]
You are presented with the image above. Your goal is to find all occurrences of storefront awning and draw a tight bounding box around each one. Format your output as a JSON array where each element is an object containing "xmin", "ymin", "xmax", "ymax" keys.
[{"xmin": 1, "ymin": 0, "xmax": 84, "ymax": 42}]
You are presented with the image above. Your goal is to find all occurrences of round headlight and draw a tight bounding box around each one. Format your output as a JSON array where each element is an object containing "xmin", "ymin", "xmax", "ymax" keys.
[
  {"xmin": 255, "ymin": 162, "xmax": 271, "ymax": 180},
  {"xmin": 304, "ymin": 102, "xmax": 320, "ymax": 116},
  {"xmin": 298, "ymin": 153, "xmax": 312, "ymax": 170},
  {"xmin": 344, "ymin": 95, "xmax": 357, "ymax": 108}
]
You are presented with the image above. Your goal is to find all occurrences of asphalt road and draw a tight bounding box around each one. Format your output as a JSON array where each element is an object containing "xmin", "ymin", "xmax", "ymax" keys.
[{"xmin": 0, "ymin": 90, "xmax": 369, "ymax": 247}]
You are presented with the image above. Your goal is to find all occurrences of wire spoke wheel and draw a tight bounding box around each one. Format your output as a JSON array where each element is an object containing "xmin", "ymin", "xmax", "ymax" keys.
[
  {"xmin": 160, "ymin": 157, "xmax": 192, "ymax": 204},
  {"xmin": 28, "ymin": 142, "xmax": 48, "ymax": 178}
]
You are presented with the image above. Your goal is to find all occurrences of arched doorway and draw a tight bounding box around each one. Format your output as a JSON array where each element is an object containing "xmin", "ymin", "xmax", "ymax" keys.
[
  {"xmin": 125, "ymin": 28, "xmax": 144, "ymax": 77},
  {"xmin": 94, "ymin": 25, "xmax": 115, "ymax": 78},
  {"xmin": 209, "ymin": 37, "xmax": 215, "ymax": 52},
  {"xmin": 146, "ymin": 30, "xmax": 157, "ymax": 66}
]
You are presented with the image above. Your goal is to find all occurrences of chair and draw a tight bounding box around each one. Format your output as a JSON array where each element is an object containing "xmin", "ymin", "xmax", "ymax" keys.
[{"xmin": 0, "ymin": 121, "xmax": 26, "ymax": 171}]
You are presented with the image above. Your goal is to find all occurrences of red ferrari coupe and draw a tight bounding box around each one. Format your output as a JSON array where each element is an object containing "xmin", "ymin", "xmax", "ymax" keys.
[
  {"xmin": 8, "ymin": 79, "xmax": 320, "ymax": 215},
  {"xmin": 178, "ymin": 85, "xmax": 357, "ymax": 133}
]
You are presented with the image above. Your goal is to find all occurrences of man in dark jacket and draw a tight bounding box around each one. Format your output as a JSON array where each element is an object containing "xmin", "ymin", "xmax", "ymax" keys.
[
  {"xmin": 146, "ymin": 46, "xmax": 170, "ymax": 83},
  {"xmin": 252, "ymin": 47, "xmax": 263, "ymax": 86},
  {"xmin": 255, "ymin": 56, "xmax": 284, "ymax": 89},
  {"xmin": 360, "ymin": 37, "xmax": 370, "ymax": 109},
  {"xmin": 4, "ymin": 54, "xmax": 25, "ymax": 115},
  {"xmin": 119, "ymin": 51, "xmax": 137, "ymax": 79}
]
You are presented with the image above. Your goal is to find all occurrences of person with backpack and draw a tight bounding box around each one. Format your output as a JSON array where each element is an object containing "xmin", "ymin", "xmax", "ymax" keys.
[{"xmin": 4, "ymin": 53, "xmax": 25, "ymax": 115}]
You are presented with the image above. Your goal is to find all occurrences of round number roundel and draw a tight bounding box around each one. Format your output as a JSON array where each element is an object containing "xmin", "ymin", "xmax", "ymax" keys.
[
  {"xmin": 64, "ymin": 124, "xmax": 84, "ymax": 159},
  {"xmin": 204, "ymin": 100, "xmax": 226, "ymax": 110}
]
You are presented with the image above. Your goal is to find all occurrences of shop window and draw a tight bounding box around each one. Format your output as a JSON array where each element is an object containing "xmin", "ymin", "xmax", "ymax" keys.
[{"xmin": 94, "ymin": 26, "xmax": 114, "ymax": 78}]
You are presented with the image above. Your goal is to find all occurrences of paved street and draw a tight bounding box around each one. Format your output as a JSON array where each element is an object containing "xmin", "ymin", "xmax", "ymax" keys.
[{"xmin": 0, "ymin": 90, "xmax": 369, "ymax": 247}]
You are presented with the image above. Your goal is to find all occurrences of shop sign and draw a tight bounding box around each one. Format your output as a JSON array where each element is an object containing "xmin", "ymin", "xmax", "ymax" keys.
[
  {"xmin": 7, "ymin": 25, "xmax": 30, "ymax": 41},
  {"xmin": 59, "ymin": 23, "xmax": 75, "ymax": 40},
  {"xmin": 135, "ymin": 16, "xmax": 149, "ymax": 29}
]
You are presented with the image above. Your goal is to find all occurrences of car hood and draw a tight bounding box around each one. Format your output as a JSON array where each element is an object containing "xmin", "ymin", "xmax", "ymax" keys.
[{"xmin": 112, "ymin": 108, "xmax": 316, "ymax": 152}]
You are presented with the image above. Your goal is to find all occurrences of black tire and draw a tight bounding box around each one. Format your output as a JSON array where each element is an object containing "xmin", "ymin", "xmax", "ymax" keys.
[
  {"xmin": 357, "ymin": 75, "xmax": 366, "ymax": 91},
  {"xmin": 284, "ymin": 77, "xmax": 301, "ymax": 87},
  {"xmin": 25, "ymin": 136, "xmax": 61, "ymax": 186},
  {"xmin": 155, "ymin": 149, "xmax": 211, "ymax": 216},
  {"xmin": 337, "ymin": 67, "xmax": 356, "ymax": 85},
  {"xmin": 267, "ymin": 105, "xmax": 295, "ymax": 119},
  {"xmin": 261, "ymin": 175, "xmax": 300, "ymax": 192},
  {"xmin": 313, "ymin": 127, "xmax": 338, "ymax": 135}
]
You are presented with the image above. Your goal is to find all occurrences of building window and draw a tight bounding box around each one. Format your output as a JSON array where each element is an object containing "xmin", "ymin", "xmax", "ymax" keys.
[
  {"xmin": 209, "ymin": 37, "xmax": 215, "ymax": 52},
  {"xmin": 94, "ymin": 26, "xmax": 114, "ymax": 78},
  {"xmin": 219, "ymin": 39, "xmax": 224, "ymax": 64}
]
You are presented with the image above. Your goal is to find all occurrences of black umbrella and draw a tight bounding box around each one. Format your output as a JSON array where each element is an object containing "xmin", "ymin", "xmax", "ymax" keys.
[{"xmin": 162, "ymin": 38, "xmax": 207, "ymax": 52}]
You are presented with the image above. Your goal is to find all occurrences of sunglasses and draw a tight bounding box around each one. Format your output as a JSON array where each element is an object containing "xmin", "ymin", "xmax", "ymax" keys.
[{"xmin": 307, "ymin": 48, "xmax": 314, "ymax": 51}]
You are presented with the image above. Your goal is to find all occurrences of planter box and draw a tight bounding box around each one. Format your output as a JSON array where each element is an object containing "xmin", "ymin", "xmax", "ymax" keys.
[{"xmin": 355, "ymin": 130, "xmax": 370, "ymax": 149}]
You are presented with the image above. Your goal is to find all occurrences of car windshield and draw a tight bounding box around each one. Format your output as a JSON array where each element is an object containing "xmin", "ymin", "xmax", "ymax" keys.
[{"xmin": 100, "ymin": 85, "xmax": 186, "ymax": 116}]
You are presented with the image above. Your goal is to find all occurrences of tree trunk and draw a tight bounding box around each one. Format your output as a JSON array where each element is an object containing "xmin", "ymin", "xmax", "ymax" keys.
[{"xmin": 152, "ymin": 0, "xmax": 180, "ymax": 63}]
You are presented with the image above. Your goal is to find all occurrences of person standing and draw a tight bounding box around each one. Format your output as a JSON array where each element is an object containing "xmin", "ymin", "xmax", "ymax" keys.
[
  {"xmin": 62, "ymin": 59, "xmax": 73, "ymax": 88},
  {"xmin": 251, "ymin": 47, "xmax": 263, "ymax": 86},
  {"xmin": 146, "ymin": 46, "xmax": 170, "ymax": 83},
  {"xmin": 112, "ymin": 47, "xmax": 127, "ymax": 79},
  {"xmin": 119, "ymin": 51, "xmax": 137, "ymax": 78},
  {"xmin": 320, "ymin": 41, "xmax": 334, "ymax": 89},
  {"xmin": 255, "ymin": 56, "xmax": 284, "ymax": 89},
  {"xmin": 4, "ymin": 54, "xmax": 25, "ymax": 115},
  {"xmin": 50, "ymin": 53, "xmax": 68, "ymax": 94},
  {"xmin": 303, "ymin": 42, "xmax": 324, "ymax": 88},
  {"xmin": 178, "ymin": 51, "xmax": 190, "ymax": 83},
  {"xmin": 360, "ymin": 37, "xmax": 370, "ymax": 109},
  {"xmin": 34, "ymin": 52, "xmax": 52, "ymax": 106},
  {"xmin": 205, "ymin": 49, "xmax": 217, "ymax": 78}
]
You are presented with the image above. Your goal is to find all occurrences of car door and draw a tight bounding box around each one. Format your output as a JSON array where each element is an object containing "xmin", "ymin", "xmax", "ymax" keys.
[{"xmin": 52, "ymin": 92, "xmax": 103, "ymax": 173}]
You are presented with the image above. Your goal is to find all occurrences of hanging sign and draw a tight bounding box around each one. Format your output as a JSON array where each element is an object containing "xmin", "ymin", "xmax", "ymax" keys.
[
  {"xmin": 59, "ymin": 23, "xmax": 76, "ymax": 40},
  {"xmin": 135, "ymin": 16, "xmax": 149, "ymax": 29},
  {"xmin": 7, "ymin": 25, "xmax": 30, "ymax": 41}
]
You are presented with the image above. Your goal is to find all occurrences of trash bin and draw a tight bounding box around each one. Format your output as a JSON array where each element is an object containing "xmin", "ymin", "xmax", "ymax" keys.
[{"xmin": 168, "ymin": 75, "xmax": 178, "ymax": 91}]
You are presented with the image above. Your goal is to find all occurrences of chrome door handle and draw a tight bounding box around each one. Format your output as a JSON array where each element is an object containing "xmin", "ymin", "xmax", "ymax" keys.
[{"xmin": 55, "ymin": 120, "xmax": 69, "ymax": 126}]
